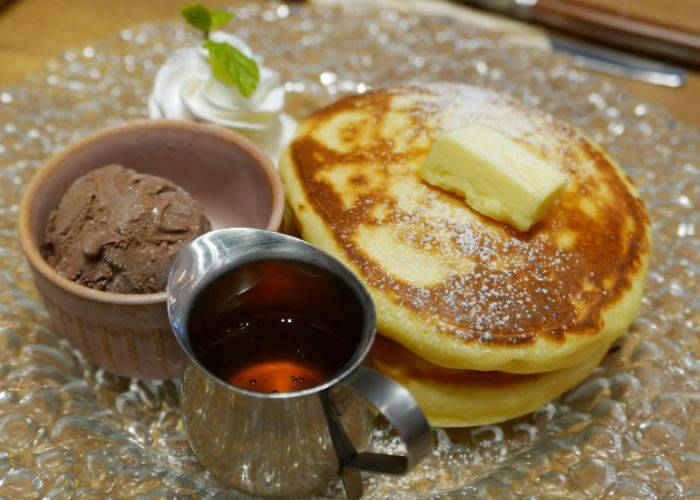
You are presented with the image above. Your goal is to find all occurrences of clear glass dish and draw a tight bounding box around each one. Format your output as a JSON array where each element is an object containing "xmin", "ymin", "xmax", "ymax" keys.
[{"xmin": 0, "ymin": 2, "xmax": 697, "ymax": 497}]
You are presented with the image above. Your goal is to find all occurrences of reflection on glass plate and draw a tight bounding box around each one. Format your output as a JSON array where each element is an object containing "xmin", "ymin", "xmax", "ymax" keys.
[{"xmin": 0, "ymin": 2, "xmax": 697, "ymax": 497}]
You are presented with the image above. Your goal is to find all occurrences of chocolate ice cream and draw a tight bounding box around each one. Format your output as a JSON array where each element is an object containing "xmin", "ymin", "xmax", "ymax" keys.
[{"xmin": 45, "ymin": 164, "xmax": 211, "ymax": 293}]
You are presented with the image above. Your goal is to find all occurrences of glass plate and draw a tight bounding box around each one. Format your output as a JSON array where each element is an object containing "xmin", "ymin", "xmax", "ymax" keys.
[{"xmin": 0, "ymin": 2, "xmax": 697, "ymax": 497}]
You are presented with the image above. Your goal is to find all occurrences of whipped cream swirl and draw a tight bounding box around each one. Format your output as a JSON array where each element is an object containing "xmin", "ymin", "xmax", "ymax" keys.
[{"xmin": 149, "ymin": 32, "xmax": 296, "ymax": 163}]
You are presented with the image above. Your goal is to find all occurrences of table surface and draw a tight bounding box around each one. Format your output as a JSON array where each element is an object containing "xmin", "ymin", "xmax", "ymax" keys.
[{"xmin": 1, "ymin": 0, "xmax": 699, "ymax": 128}]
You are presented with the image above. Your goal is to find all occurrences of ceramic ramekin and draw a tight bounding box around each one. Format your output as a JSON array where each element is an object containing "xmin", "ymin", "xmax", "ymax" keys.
[{"xmin": 18, "ymin": 120, "xmax": 284, "ymax": 380}]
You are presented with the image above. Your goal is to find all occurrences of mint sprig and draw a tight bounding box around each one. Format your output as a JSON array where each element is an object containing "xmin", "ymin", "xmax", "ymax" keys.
[
  {"xmin": 181, "ymin": 4, "xmax": 259, "ymax": 98},
  {"xmin": 181, "ymin": 4, "xmax": 214, "ymax": 33},
  {"xmin": 210, "ymin": 10, "xmax": 235, "ymax": 30},
  {"xmin": 182, "ymin": 4, "xmax": 234, "ymax": 36},
  {"xmin": 205, "ymin": 40, "xmax": 260, "ymax": 98}
]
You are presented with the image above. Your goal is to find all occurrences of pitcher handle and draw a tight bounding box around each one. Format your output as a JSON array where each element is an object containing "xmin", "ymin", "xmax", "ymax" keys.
[{"xmin": 321, "ymin": 365, "xmax": 434, "ymax": 499}]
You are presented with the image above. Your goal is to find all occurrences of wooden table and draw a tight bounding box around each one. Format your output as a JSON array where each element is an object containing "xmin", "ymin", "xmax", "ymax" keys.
[{"xmin": 1, "ymin": 0, "xmax": 698, "ymax": 128}]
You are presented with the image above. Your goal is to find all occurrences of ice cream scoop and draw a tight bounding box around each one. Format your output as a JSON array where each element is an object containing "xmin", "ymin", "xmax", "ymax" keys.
[{"xmin": 45, "ymin": 164, "xmax": 211, "ymax": 294}]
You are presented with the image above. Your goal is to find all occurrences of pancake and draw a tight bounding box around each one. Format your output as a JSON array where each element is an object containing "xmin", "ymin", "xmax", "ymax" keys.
[
  {"xmin": 371, "ymin": 335, "xmax": 608, "ymax": 427},
  {"xmin": 280, "ymin": 84, "xmax": 650, "ymax": 374}
]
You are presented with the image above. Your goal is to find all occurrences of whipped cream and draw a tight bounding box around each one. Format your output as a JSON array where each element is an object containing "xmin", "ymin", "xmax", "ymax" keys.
[{"xmin": 149, "ymin": 32, "xmax": 297, "ymax": 163}]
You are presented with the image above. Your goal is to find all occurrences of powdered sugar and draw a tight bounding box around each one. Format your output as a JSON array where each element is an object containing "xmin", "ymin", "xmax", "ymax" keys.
[{"xmin": 297, "ymin": 83, "xmax": 648, "ymax": 345}]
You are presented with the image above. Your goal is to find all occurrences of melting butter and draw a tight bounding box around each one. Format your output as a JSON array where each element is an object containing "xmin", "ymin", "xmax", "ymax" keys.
[{"xmin": 421, "ymin": 125, "xmax": 568, "ymax": 231}]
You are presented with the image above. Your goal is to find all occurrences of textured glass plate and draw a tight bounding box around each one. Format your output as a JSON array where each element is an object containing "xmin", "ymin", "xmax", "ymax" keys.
[{"xmin": 0, "ymin": 2, "xmax": 698, "ymax": 497}]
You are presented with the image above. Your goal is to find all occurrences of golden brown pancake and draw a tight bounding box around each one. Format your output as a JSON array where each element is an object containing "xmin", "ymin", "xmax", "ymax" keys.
[
  {"xmin": 280, "ymin": 84, "xmax": 650, "ymax": 374},
  {"xmin": 372, "ymin": 335, "xmax": 608, "ymax": 427}
]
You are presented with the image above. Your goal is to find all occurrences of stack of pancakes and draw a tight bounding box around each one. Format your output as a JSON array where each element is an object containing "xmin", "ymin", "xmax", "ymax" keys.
[{"xmin": 280, "ymin": 84, "xmax": 651, "ymax": 427}]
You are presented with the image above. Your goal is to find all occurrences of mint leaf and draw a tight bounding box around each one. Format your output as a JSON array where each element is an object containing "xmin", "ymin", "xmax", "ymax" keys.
[
  {"xmin": 182, "ymin": 4, "xmax": 212, "ymax": 32},
  {"xmin": 205, "ymin": 40, "xmax": 259, "ymax": 98},
  {"xmin": 182, "ymin": 4, "xmax": 233, "ymax": 36},
  {"xmin": 210, "ymin": 10, "xmax": 234, "ymax": 29},
  {"xmin": 181, "ymin": 5, "xmax": 256, "ymax": 98}
]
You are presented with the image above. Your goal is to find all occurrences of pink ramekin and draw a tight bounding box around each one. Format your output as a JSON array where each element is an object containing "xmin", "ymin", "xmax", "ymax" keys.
[{"xmin": 18, "ymin": 120, "xmax": 284, "ymax": 379}]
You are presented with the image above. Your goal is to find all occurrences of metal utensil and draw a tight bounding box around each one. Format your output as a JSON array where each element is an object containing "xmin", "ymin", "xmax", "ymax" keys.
[
  {"xmin": 551, "ymin": 36, "xmax": 687, "ymax": 88},
  {"xmin": 459, "ymin": 0, "xmax": 700, "ymax": 68}
]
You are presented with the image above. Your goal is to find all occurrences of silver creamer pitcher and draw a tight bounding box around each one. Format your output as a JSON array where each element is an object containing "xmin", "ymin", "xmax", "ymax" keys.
[{"xmin": 167, "ymin": 228, "xmax": 434, "ymax": 498}]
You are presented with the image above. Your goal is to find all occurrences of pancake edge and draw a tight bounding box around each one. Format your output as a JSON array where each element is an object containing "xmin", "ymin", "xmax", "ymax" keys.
[{"xmin": 373, "ymin": 341, "xmax": 609, "ymax": 428}]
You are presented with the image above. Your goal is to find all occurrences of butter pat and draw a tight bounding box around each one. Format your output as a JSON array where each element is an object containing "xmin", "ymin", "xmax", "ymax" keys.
[{"xmin": 421, "ymin": 125, "xmax": 568, "ymax": 231}]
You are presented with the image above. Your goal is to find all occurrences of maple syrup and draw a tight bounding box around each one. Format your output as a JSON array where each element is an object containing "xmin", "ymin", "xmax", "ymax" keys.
[{"xmin": 188, "ymin": 258, "xmax": 363, "ymax": 394}]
